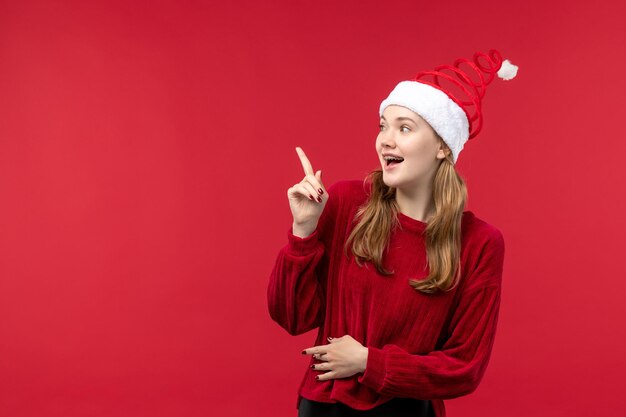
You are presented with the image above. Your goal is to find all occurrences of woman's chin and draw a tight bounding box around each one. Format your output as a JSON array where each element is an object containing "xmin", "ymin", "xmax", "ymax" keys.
[{"xmin": 382, "ymin": 174, "xmax": 401, "ymax": 189}]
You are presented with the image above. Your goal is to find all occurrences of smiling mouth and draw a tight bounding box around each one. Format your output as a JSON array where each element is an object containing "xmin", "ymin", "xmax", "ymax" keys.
[{"xmin": 384, "ymin": 157, "xmax": 404, "ymax": 167}]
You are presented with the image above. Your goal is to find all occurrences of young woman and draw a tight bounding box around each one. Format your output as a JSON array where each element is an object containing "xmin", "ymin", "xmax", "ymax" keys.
[{"xmin": 267, "ymin": 49, "xmax": 518, "ymax": 417}]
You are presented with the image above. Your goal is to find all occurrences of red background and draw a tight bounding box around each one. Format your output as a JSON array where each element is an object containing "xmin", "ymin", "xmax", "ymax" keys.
[{"xmin": 1, "ymin": 0, "xmax": 625, "ymax": 416}]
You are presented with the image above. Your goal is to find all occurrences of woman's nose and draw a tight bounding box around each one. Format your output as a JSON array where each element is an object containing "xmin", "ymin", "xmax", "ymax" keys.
[{"xmin": 379, "ymin": 132, "xmax": 395, "ymax": 148}]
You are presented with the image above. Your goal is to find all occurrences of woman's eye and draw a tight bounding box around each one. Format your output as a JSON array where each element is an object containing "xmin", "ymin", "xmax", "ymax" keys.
[
  {"xmin": 401, "ymin": 125, "xmax": 411, "ymax": 133},
  {"xmin": 379, "ymin": 124, "xmax": 385, "ymax": 131}
]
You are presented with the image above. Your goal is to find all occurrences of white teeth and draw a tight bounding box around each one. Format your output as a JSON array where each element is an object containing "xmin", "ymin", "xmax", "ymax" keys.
[{"xmin": 383, "ymin": 156, "xmax": 404, "ymax": 161}]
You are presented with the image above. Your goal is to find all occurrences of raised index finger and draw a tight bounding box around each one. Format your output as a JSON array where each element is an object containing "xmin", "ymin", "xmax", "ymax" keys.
[{"xmin": 295, "ymin": 147, "xmax": 315, "ymax": 176}]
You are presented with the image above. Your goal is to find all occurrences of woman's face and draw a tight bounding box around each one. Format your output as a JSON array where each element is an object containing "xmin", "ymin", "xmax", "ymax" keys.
[{"xmin": 376, "ymin": 105, "xmax": 447, "ymax": 190}]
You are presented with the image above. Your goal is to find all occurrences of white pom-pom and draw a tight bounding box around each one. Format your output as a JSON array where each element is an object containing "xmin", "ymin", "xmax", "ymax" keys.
[{"xmin": 497, "ymin": 58, "xmax": 518, "ymax": 80}]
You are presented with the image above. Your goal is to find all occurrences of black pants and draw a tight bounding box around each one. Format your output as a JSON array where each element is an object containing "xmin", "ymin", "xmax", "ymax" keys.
[{"xmin": 298, "ymin": 396, "xmax": 434, "ymax": 417}]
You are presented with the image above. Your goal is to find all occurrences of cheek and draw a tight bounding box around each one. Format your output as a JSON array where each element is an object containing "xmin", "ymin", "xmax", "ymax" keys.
[
  {"xmin": 375, "ymin": 136, "xmax": 383, "ymax": 150},
  {"xmin": 407, "ymin": 136, "xmax": 438, "ymax": 159},
  {"xmin": 404, "ymin": 140, "xmax": 429, "ymax": 159}
]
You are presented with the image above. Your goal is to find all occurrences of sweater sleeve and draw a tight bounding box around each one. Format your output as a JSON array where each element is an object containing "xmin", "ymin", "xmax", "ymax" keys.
[
  {"xmin": 357, "ymin": 230, "xmax": 505, "ymax": 400},
  {"xmin": 266, "ymin": 182, "xmax": 341, "ymax": 336}
]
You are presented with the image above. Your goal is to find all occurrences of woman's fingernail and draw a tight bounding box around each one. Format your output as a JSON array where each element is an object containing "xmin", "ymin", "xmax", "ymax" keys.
[
  {"xmin": 318, "ymin": 188, "xmax": 323, "ymax": 195},
  {"xmin": 317, "ymin": 196, "xmax": 322, "ymax": 202},
  {"xmin": 315, "ymin": 376, "xmax": 320, "ymax": 380},
  {"xmin": 309, "ymin": 195, "xmax": 314, "ymax": 200},
  {"xmin": 310, "ymin": 364, "xmax": 315, "ymax": 369},
  {"xmin": 302, "ymin": 350, "xmax": 307, "ymax": 355}
]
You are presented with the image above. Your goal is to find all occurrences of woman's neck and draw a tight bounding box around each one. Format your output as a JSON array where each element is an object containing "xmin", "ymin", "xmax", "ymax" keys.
[{"xmin": 395, "ymin": 185, "xmax": 435, "ymax": 223}]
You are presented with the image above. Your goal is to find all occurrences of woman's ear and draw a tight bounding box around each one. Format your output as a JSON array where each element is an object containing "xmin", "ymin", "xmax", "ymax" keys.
[
  {"xmin": 435, "ymin": 137, "xmax": 451, "ymax": 160},
  {"xmin": 436, "ymin": 147, "xmax": 449, "ymax": 160}
]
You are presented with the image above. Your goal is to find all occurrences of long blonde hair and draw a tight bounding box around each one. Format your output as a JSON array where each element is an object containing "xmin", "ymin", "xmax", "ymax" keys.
[{"xmin": 344, "ymin": 138, "xmax": 467, "ymax": 294}]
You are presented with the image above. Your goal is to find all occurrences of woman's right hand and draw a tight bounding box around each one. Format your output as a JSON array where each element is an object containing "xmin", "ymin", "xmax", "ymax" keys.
[{"xmin": 288, "ymin": 147, "xmax": 328, "ymax": 238}]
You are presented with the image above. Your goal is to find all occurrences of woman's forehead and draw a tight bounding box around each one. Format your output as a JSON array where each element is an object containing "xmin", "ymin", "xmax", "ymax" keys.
[{"xmin": 381, "ymin": 105, "xmax": 424, "ymax": 123}]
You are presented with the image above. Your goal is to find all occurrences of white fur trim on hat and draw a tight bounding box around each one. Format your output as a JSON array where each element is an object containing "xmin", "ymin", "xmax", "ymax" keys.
[{"xmin": 379, "ymin": 80, "xmax": 469, "ymax": 164}]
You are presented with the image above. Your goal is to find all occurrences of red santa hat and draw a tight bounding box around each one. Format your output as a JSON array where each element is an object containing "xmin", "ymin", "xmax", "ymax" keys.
[{"xmin": 379, "ymin": 49, "xmax": 518, "ymax": 164}]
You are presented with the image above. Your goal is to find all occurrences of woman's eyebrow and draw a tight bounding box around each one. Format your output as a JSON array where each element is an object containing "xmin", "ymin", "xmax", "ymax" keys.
[{"xmin": 380, "ymin": 116, "xmax": 417, "ymax": 124}]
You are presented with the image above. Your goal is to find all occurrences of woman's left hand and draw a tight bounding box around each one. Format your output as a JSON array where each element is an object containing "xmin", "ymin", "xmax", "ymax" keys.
[{"xmin": 302, "ymin": 335, "xmax": 368, "ymax": 381}]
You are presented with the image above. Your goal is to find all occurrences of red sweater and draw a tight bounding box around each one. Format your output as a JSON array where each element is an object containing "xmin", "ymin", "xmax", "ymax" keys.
[{"xmin": 267, "ymin": 179, "xmax": 505, "ymax": 417}]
